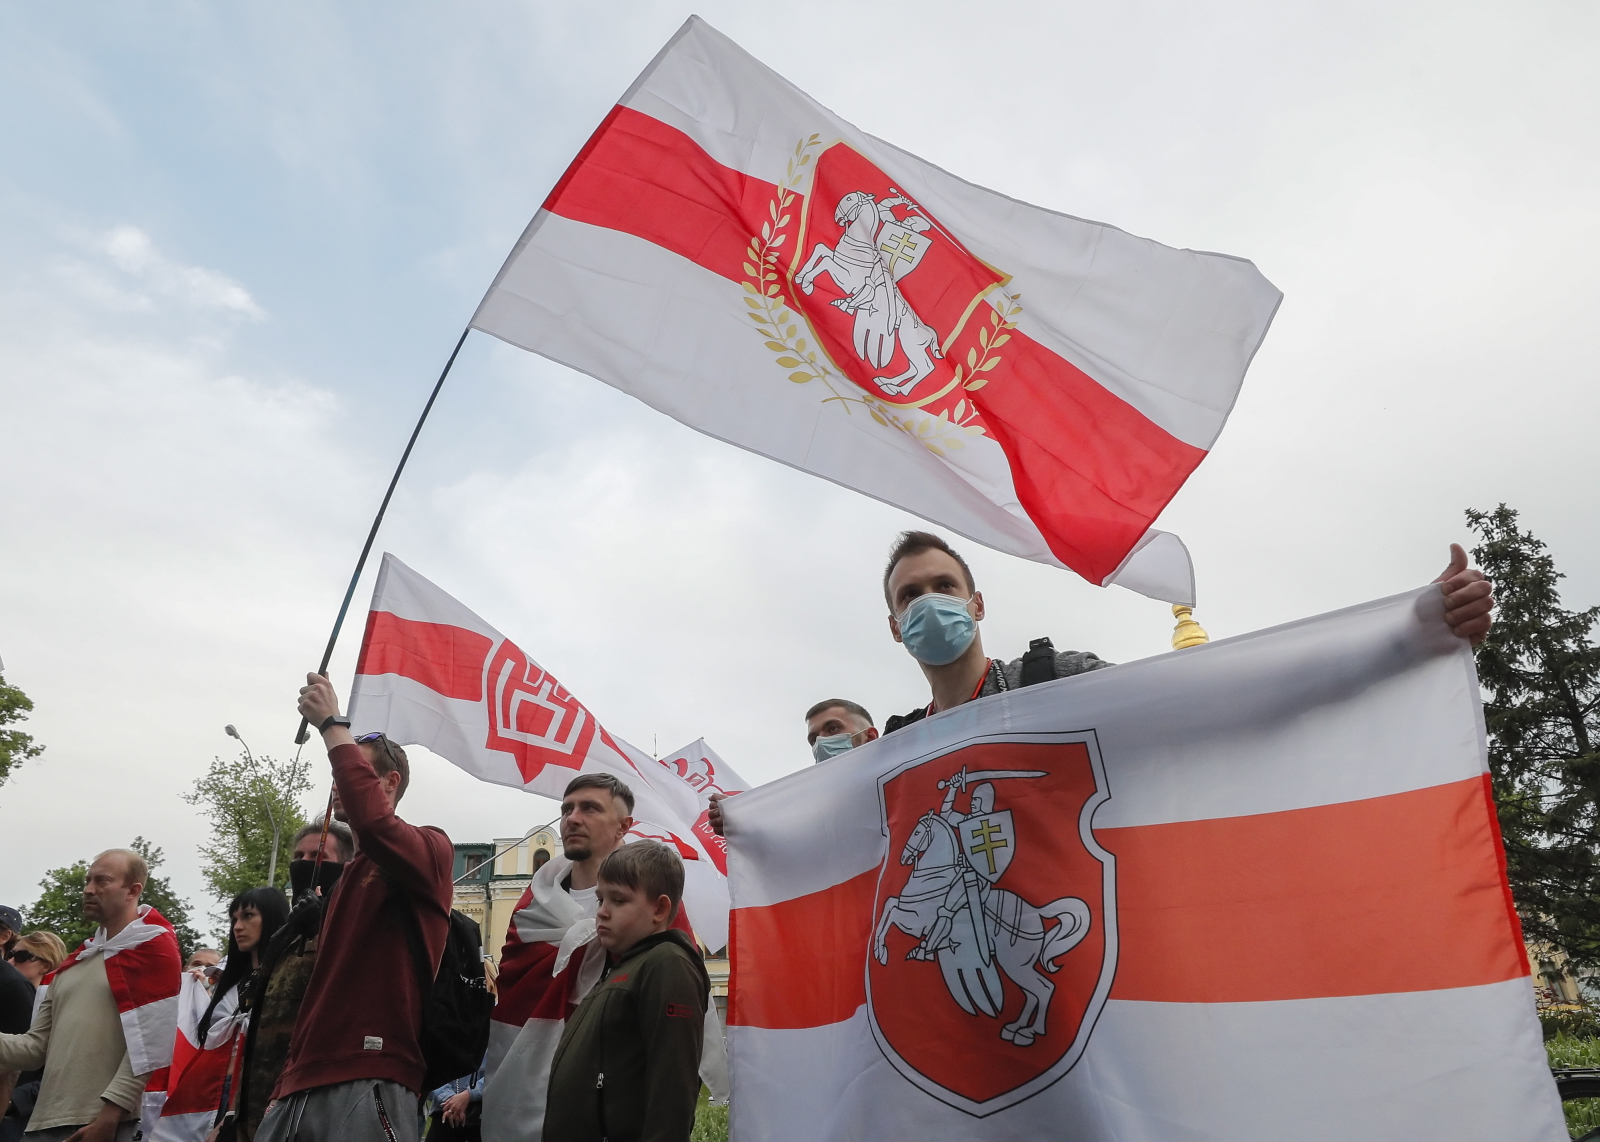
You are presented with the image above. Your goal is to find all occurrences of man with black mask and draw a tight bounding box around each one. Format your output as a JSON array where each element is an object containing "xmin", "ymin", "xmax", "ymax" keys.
[{"xmin": 234, "ymin": 821, "xmax": 353, "ymax": 1141}]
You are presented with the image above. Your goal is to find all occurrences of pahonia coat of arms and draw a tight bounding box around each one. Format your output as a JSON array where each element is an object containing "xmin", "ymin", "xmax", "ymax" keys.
[{"xmin": 868, "ymin": 735, "xmax": 1116, "ymax": 1116}]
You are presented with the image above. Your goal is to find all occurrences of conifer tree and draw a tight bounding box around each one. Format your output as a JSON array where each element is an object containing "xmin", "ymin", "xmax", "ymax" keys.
[{"xmin": 1470, "ymin": 505, "xmax": 1600, "ymax": 968}]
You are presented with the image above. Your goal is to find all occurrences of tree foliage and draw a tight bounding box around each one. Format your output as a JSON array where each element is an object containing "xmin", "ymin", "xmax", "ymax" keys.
[
  {"xmin": 0, "ymin": 672, "xmax": 44, "ymax": 791},
  {"xmin": 1471, "ymin": 505, "xmax": 1600, "ymax": 968},
  {"xmin": 184, "ymin": 747, "xmax": 310, "ymax": 913},
  {"xmin": 22, "ymin": 836, "xmax": 203, "ymax": 959}
]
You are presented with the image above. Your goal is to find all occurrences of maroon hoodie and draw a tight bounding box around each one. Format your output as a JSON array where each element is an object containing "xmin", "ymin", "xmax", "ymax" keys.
[{"xmin": 272, "ymin": 742, "xmax": 453, "ymax": 1098}]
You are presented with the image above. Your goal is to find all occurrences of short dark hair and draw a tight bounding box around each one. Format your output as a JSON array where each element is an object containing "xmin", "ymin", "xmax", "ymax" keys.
[
  {"xmin": 361, "ymin": 736, "xmax": 411, "ymax": 801},
  {"xmin": 564, "ymin": 772, "xmax": 635, "ymax": 816},
  {"xmin": 598, "ymin": 840, "xmax": 684, "ymax": 920},
  {"xmin": 882, "ymin": 530, "xmax": 976, "ymax": 608},
  {"xmin": 292, "ymin": 820, "xmax": 354, "ymax": 861},
  {"xmin": 804, "ymin": 698, "xmax": 875, "ymax": 728}
]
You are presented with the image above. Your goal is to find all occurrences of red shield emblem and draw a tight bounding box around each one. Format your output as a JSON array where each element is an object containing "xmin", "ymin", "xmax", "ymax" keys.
[
  {"xmin": 483, "ymin": 639, "xmax": 597, "ymax": 783},
  {"xmin": 867, "ymin": 734, "xmax": 1115, "ymax": 1116},
  {"xmin": 786, "ymin": 143, "xmax": 1009, "ymax": 422}
]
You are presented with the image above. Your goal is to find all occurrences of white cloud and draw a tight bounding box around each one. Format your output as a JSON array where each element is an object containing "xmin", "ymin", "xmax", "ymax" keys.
[{"xmin": 89, "ymin": 226, "xmax": 268, "ymax": 320}]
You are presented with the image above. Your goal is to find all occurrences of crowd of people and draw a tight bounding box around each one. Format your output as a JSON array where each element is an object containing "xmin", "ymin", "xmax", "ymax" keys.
[{"xmin": 0, "ymin": 532, "xmax": 1495, "ymax": 1142}]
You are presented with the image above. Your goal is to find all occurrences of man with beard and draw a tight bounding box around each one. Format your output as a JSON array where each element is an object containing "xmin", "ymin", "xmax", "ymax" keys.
[
  {"xmin": 481, "ymin": 773, "xmax": 662, "ymax": 1142},
  {"xmin": 0, "ymin": 850, "xmax": 181, "ymax": 1142}
]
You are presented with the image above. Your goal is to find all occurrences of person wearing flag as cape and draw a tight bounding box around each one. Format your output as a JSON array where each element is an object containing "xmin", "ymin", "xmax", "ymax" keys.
[
  {"xmin": 0, "ymin": 849, "xmax": 182, "ymax": 1142},
  {"xmin": 481, "ymin": 774, "xmax": 707, "ymax": 1142}
]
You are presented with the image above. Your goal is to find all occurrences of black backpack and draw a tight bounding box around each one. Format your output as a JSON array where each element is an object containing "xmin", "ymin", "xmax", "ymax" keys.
[{"xmin": 387, "ymin": 879, "xmax": 495, "ymax": 1091}]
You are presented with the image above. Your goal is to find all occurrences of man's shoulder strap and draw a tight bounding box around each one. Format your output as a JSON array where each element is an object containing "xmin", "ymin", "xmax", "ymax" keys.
[
  {"xmin": 1020, "ymin": 637, "xmax": 1057, "ymax": 688},
  {"xmin": 884, "ymin": 706, "xmax": 929, "ymax": 736}
]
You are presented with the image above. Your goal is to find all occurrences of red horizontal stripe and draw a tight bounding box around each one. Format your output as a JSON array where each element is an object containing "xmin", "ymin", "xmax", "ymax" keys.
[
  {"xmin": 545, "ymin": 104, "xmax": 773, "ymax": 286},
  {"xmin": 729, "ymin": 868, "xmax": 877, "ymax": 1029},
  {"xmin": 728, "ymin": 777, "xmax": 1525, "ymax": 1029},
  {"xmin": 977, "ymin": 336, "xmax": 1204, "ymax": 579},
  {"xmin": 543, "ymin": 105, "xmax": 1203, "ymax": 584},
  {"xmin": 355, "ymin": 611, "xmax": 493, "ymax": 703},
  {"xmin": 1101, "ymin": 774, "xmax": 1527, "ymax": 1002}
]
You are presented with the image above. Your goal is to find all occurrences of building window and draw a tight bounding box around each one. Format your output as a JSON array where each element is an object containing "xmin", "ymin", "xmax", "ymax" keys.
[{"xmin": 534, "ymin": 848, "xmax": 551, "ymax": 870}]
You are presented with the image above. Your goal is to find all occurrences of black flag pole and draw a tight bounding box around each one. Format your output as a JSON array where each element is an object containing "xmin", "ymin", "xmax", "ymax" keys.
[{"xmin": 294, "ymin": 324, "xmax": 473, "ymax": 745}]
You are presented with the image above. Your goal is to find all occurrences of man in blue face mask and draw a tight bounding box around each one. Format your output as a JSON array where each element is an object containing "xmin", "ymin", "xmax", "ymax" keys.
[
  {"xmin": 879, "ymin": 529, "xmax": 1497, "ymax": 735},
  {"xmin": 707, "ymin": 698, "xmax": 880, "ymax": 835},
  {"xmin": 805, "ymin": 699, "xmax": 879, "ymax": 763},
  {"xmin": 880, "ymin": 530, "xmax": 1112, "ymax": 735}
]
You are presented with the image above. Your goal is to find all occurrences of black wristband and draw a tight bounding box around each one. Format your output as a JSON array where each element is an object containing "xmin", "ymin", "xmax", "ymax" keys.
[{"xmin": 319, "ymin": 715, "xmax": 352, "ymax": 734}]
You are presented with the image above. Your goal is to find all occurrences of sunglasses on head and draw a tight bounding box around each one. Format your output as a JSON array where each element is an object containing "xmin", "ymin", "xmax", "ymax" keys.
[{"xmin": 355, "ymin": 731, "xmax": 402, "ymax": 768}]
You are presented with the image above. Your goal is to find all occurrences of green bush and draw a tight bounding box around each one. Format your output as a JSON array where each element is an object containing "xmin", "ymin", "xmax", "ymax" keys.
[
  {"xmin": 1545, "ymin": 1009, "xmax": 1600, "ymax": 1042},
  {"xmin": 1549, "ymin": 1032, "xmax": 1600, "ymax": 1138}
]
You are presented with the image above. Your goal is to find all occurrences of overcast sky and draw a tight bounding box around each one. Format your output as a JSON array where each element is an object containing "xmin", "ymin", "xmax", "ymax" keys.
[{"xmin": 1, "ymin": 1, "xmax": 1596, "ymax": 924}]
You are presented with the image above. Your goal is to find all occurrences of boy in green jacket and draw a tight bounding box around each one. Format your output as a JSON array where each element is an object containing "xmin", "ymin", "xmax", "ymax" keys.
[{"xmin": 543, "ymin": 840, "xmax": 710, "ymax": 1142}]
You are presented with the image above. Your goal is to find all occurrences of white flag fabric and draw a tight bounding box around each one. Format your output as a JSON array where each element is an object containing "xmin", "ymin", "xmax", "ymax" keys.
[
  {"xmin": 345, "ymin": 552, "xmax": 748, "ymax": 952},
  {"xmin": 722, "ymin": 587, "xmax": 1563, "ymax": 1141},
  {"xmin": 470, "ymin": 17, "xmax": 1281, "ymax": 604}
]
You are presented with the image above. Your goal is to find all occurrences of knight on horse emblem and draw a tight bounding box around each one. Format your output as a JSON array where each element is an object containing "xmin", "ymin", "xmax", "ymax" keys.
[
  {"xmin": 873, "ymin": 765, "xmax": 1092, "ymax": 1047},
  {"xmin": 796, "ymin": 189, "xmax": 945, "ymax": 397}
]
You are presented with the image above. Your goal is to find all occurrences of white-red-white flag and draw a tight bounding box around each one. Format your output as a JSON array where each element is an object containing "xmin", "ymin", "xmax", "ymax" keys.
[
  {"xmin": 345, "ymin": 552, "xmax": 747, "ymax": 951},
  {"xmin": 146, "ymin": 974, "xmax": 246, "ymax": 1142},
  {"xmin": 469, "ymin": 17, "xmax": 1281, "ymax": 605},
  {"xmin": 722, "ymin": 587, "xmax": 1562, "ymax": 1140}
]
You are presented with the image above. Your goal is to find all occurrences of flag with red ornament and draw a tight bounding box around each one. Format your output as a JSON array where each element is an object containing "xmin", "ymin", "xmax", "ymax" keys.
[{"xmin": 345, "ymin": 552, "xmax": 748, "ymax": 951}]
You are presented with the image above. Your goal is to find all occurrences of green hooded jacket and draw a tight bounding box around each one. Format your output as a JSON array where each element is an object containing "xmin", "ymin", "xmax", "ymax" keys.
[{"xmin": 542, "ymin": 928, "xmax": 710, "ymax": 1142}]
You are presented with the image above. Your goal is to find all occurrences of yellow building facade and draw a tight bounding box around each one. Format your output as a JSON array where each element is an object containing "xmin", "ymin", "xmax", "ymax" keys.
[{"xmin": 451, "ymin": 830, "xmax": 559, "ymax": 963}]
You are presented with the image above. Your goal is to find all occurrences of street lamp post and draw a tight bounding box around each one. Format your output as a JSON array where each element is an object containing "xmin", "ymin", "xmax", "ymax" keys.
[{"xmin": 225, "ymin": 725, "xmax": 281, "ymax": 891}]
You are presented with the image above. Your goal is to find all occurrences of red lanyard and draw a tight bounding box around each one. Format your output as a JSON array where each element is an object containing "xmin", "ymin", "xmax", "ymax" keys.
[{"xmin": 927, "ymin": 660, "xmax": 993, "ymax": 716}]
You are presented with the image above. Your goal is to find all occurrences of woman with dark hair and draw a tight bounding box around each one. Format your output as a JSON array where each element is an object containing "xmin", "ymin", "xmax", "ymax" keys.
[
  {"xmin": 149, "ymin": 888, "xmax": 289, "ymax": 1142},
  {"xmin": 198, "ymin": 888, "xmax": 290, "ymax": 1046}
]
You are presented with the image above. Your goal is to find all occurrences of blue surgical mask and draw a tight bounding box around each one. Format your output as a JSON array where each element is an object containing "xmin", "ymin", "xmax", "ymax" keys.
[
  {"xmin": 896, "ymin": 593, "xmax": 977, "ymax": 666},
  {"xmin": 812, "ymin": 734, "xmax": 856, "ymax": 763}
]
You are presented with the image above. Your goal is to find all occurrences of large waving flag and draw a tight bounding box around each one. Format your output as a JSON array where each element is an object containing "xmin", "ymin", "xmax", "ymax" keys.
[
  {"xmin": 345, "ymin": 552, "xmax": 749, "ymax": 951},
  {"xmin": 469, "ymin": 17, "xmax": 1281, "ymax": 604},
  {"xmin": 722, "ymin": 588, "xmax": 1562, "ymax": 1140}
]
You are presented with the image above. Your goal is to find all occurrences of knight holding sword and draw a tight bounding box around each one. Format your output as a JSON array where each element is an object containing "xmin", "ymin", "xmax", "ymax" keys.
[{"xmin": 907, "ymin": 765, "xmax": 1047, "ymax": 968}]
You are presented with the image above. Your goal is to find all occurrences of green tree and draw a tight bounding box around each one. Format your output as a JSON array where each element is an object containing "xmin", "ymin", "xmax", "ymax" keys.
[
  {"xmin": 184, "ymin": 748, "xmax": 310, "ymax": 910},
  {"xmin": 24, "ymin": 857, "xmax": 94, "ymax": 951},
  {"xmin": 1469, "ymin": 505, "xmax": 1600, "ymax": 968},
  {"xmin": 22, "ymin": 836, "xmax": 203, "ymax": 958},
  {"xmin": 129, "ymin": 837, "xmax": 205, "ymax": 959},
  {"xmin": 0, "ymin": 672, "xmax": 44, "ymax": 790}
]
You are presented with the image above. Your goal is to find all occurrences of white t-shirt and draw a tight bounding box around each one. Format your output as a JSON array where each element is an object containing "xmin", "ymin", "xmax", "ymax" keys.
[{"xmin": 570, "ymin": 883, "xmax": 599, "ymax": 919}]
